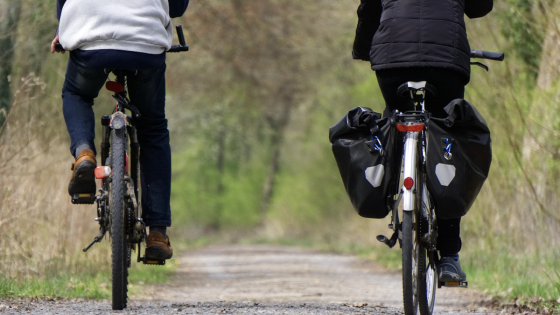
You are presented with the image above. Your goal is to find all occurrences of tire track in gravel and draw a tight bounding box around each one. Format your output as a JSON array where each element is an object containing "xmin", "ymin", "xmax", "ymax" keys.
[{"xmin": 138, "ymin": 244, "xmax": 498, "ymax": 314}]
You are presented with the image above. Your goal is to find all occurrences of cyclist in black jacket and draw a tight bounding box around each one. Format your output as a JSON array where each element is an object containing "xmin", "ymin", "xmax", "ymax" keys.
[{"xmin": 352, "ymin": 0, "xmax": 493, "ymax": 283}]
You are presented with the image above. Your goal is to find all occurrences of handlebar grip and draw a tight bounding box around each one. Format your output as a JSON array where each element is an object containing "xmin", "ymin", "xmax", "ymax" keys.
[
  {"xmin": 470, "ymin": 50, "xmax": 504, "ymax": 61},
  {"xmin": 55, "ymin": 43, "xmax": 65, "ymax": 52}
]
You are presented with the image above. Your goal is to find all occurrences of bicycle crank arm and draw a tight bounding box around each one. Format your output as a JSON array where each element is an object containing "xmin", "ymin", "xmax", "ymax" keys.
[{"xmin": 438, "ymin": 281, "xmax": 468, "ymax": 288}]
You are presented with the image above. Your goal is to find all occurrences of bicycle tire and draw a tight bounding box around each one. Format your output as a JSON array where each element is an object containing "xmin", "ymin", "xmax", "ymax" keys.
[
  {"xmin": 402, "ymin": 210, "xmax": 419, "ymax": 315},
  {"xmin": 418, "ymin": 182, "xmax": 436, "ymax": 315},
  {"xmin": 110, "ymin": 128, "xmax": 128, "ymax": 310}
]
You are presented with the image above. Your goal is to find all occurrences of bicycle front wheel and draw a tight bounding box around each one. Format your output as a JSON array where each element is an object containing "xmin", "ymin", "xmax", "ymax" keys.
[{"xmin": 110, "ymin": 128, "xmax": 128, "ymax": 310}]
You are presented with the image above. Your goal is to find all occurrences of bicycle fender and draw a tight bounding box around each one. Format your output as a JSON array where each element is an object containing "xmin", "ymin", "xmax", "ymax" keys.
[
  {"xmin": 402, "ymin": 132, "xmax": 419, "ymax": 211},
  {"xmin": 110, "ymin": 113, "xmax": 127, "ymax": 130}
]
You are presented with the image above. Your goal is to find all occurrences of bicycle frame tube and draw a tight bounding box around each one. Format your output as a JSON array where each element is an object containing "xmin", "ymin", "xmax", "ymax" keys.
[{"xmin": 402, "ymin": 131, "xmax": 420, "ymax": 211}]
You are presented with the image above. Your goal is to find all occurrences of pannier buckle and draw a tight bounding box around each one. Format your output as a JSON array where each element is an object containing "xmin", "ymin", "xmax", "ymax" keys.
[{"xmin": 367, "ymin": 136, "xmax": 384, "ymax": 156}]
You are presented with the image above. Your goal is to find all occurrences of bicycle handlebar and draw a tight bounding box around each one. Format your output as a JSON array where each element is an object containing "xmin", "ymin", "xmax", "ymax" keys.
[
  {"xmin": 470, "ymin": 50, "xmax": 504, "ymax": 61},
  {"xmin": 168, "ymin": 25, "xmax": 189, "ymax": 53}
]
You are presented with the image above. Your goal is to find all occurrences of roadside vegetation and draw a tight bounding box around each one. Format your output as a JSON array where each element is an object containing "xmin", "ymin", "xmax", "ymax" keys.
[{"xmin": 1, "ymin": 0, "xmax": 559, "ymax": 312}]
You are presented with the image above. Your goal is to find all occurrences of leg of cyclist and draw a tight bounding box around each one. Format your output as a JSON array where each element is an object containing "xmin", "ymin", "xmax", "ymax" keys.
[
  {"xmin": 62, "ymin": 53, "xmax": 108, "ymax": 197},
  {"xmin": 436, "ymin": 218, "xmax": 466, "ymax": 282},
  {"xmin": 126, "ymin": 63, "xmax": 173, "ymax": 260},
  {"xmin": 375, "ymin": 67, "xmax": 468, "ymax": 281}
]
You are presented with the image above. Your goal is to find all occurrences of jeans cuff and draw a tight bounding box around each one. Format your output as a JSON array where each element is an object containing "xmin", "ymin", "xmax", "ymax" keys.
[
  {"xmin": 71, "ymin": 140, "xmax": 97, "ymax": 157},
  {"xmin": 144, "ymin": 219, "xmax": 171, "ymax": 227}
]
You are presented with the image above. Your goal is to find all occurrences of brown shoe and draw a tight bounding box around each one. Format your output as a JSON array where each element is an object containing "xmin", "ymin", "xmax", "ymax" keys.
[
  {"xmin": 146, "ymin": 232, "xmax": 173, "ymax": 260},
  {"xmin": 68, "ymin": 149, "xmax": 97, "ymax": 196}
]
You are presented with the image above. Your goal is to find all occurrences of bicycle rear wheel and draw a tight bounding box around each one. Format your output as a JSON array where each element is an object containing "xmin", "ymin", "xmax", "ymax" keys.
[
  {"xmin": 402, "ymin": 210, "xmax": 422, "ymax": 315},
  {"xmin": 110, "ymin": 128, "xmax": 128, "ymax": 310},
  {"xmin": 418, "ymin": 181, "xmax": 437, "ymax": 315}
]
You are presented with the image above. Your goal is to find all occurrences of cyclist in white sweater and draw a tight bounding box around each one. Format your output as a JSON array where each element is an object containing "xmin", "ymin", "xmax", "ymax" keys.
[{"xmin": 52, "ymin": 0, "xmax": 189, "ymax": 261}]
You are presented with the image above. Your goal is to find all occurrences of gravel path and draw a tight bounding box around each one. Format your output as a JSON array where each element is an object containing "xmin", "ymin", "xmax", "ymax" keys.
[{"xmin": 0, "ymin": 244, "xmax": 517, "ymax": 314}]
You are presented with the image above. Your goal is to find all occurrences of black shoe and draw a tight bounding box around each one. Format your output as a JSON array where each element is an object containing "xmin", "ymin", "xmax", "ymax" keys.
[
  {"xmin": 68, "ymin": 149, "xmax": 97, "ymax": 196},
  {"xmin": 437, "ymin": 256, "xmax": 467, "ymax": 282}
]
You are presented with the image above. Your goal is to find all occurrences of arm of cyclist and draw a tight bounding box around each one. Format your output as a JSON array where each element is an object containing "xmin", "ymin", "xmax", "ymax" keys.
[
  {"xmin": 352, "ymin": 0, "xmax": 382, "ymax": 61},
  {"xmin": 464, "ymin": 0, "xmax": 493, "ymax": 19},
  {"xmin": 51, "ymin": 0, "xmax": 65, "ymax": 54},
  {"xmin": 169, "ymin": 0, "xmax": 189, "ymax": 18}
]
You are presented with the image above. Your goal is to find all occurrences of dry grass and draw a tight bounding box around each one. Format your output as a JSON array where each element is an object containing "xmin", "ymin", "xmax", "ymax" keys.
[{"xmin": 0, "ymin": 74, "xmax": 110, "ymax": 281}]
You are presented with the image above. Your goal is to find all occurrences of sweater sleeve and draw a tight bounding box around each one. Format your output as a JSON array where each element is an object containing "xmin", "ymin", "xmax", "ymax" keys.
[
  {"xmin": 352, "ymin": 0, "xmax": 382, "ymax": 61},
  {"xmin": 169, "ymin": 0, "xmax": 189, "ymax": 18},
  {"xmin": 57, "ymin": 0, "xmax": 66, "ymax": 21},
  {"xmin": 464, "ymin": 0, "xmax": 493, "ymax": 19}
]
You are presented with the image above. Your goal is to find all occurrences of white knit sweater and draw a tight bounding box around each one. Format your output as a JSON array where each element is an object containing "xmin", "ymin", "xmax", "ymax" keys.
[{"xmin": 59, "ymin": 0, "xmax": 172, "ymax": 54}]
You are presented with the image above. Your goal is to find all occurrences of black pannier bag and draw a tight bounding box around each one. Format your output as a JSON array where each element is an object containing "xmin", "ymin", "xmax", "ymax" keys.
[
  {"xmin": 426, "ymin": 99, "xmax": 492, "ymax": 220},
  {"xmin": 329, "ymin": 107, "xmax": 395, "ymax": 219}
]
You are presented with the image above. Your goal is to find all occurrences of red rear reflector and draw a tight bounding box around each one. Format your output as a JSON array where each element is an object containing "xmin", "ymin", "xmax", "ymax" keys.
[
  {"xmin": 95, "ymin": 166, "xmax": 112, "ymax": 179},
  {"xmin": 106, "ymin": 81, "xmax": 124, "ymax": 93},
  {"xmin": 404, "ymin": 177, "xmax": 414, "ymax": 189},
  {"xmin": 396, "ymin": 124, "xmax": 424, "ymax": 132}
]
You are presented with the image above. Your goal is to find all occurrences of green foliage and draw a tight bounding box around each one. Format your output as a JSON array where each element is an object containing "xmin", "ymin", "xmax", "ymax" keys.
[
  {"xmin": 463, "ymin": 247, "xmax": 560, "ymax": 303},
  {"xmin": 0, "ymin": 274, "xmax": 109, "ymax": 300},
  {"xmin": 170, "ymin": 100, "xmax": 267, "ymax": 231},
  {"xmin": 499, "ymin": 0, "xmax": 545, "ymax": 80},
  {"xmin": 171, "ymin": 145, "xmax": 266, "ymax": 230}
]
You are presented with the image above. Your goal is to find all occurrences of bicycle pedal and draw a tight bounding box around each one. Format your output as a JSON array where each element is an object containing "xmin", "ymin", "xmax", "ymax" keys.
[
  {"xmin": 139, "ymin": 256, "xmax": 166, "ymax": 266},
  {"xmin": 71, "ymin": 193, "xmax": 96, "ymax": 205},
  {"xmin": 438, "ymin": 281, "xmax": 468, "ymax": 288}
]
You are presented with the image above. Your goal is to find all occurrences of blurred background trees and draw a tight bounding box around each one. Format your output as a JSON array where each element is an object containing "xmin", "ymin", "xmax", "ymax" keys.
[{"xmin": 1, "ymin": 0, "xmax": 560, "ymax": 302}]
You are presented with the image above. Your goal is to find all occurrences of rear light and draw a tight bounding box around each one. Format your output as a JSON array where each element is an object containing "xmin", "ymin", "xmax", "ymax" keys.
[
  {"xmin": 106, "ymin": 81, "xmax": 124, "ymax": 93},
  {"xmin": 95, "ymin": 166, "xmax": 112, "ymax": 179},
  {"xmin": 396, "ymin": 123, "xmax": 424, "ymax": 132},
  {"xmin": 403, "ymin": 177, "xmax": 414, "ymax": 190}
]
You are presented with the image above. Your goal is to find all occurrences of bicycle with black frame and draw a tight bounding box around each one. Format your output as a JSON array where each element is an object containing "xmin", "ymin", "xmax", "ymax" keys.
[
  {"xmin": 55, "ymin": 25, "xmax": 188, "ymax": 310},
  {"xmin": 375, "ymin": 50, "xmax": 504, "ymax": 315}
]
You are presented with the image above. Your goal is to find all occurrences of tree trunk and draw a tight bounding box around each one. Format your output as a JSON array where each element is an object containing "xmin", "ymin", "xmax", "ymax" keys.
[
  {"xmin": 260, "ymin": 96, "xmax": 294, "ymax": 218},
  {"xmin": 536, "ymin": 3, "xmax": 560, "ymax": 90},
  {"xmin": 521, "ymin": 0, "xmax": 560, "ymax": 223}
]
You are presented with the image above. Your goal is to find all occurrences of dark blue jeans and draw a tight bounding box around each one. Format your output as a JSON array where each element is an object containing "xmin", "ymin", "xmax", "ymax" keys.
[{"xmin": 62, "ymin": 53, "xmax": 171, "ymax": 227}]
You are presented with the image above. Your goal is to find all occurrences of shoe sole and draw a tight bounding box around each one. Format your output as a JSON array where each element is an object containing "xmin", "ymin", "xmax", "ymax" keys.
[
  {"xmin": 68, "ymin": 161, "xmax": 97, "ymax": 195},
  {"xmin": 145, "ymin": 246, "xmax": 173, "ymax": 260}
]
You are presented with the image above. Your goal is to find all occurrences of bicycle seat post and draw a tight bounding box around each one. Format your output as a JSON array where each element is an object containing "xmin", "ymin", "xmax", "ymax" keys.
[
  {"xmin": 409, "ymin": 89, "xmax": 426, "ymax": 112},
  {"xmin": 397, "ymin": 81, "xmax": 437, "ymax": 113}
]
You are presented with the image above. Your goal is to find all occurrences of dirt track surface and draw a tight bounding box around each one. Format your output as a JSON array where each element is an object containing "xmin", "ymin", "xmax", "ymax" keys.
[{"xmin": 1, "ymin": 245, "xmax": 517, "ymax": 314}]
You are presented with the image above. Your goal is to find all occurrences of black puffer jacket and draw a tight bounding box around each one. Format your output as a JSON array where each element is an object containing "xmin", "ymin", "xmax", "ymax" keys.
[{"xmin": 352, "ymin": 0, "xmax": 493, "ymax": 80}]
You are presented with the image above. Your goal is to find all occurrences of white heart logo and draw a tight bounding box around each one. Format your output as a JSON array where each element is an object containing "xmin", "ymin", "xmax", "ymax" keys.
[{"xmin": 365, "ymin": 165, "xmax": 385, "ymax": 188}]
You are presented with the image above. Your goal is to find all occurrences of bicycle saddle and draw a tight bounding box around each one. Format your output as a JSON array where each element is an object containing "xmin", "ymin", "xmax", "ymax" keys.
[{"xmin": 397, "ymin": 81, "xmax": 438, "ymax": 98}]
